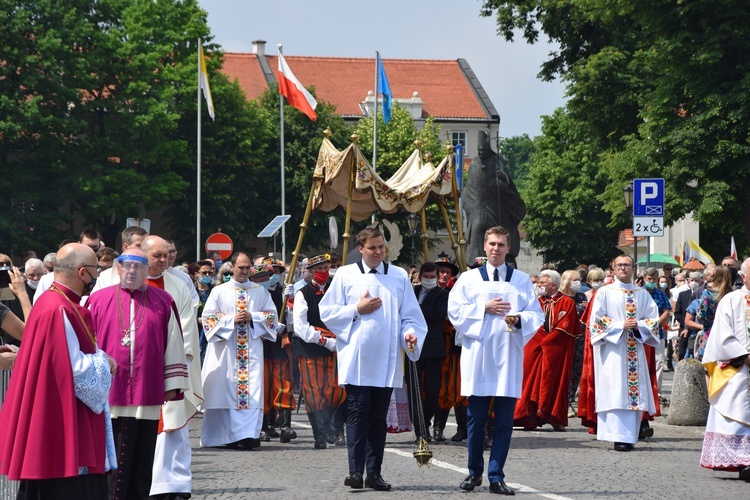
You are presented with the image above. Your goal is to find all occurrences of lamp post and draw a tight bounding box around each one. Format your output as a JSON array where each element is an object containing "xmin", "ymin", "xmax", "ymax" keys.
[
  {"xmin": 622, "ymin": 182, "xmax": 637, "ymax": 269},
  {"xmin": 406, "ymin": 213, "xmax": 419, "ymax": 258}
]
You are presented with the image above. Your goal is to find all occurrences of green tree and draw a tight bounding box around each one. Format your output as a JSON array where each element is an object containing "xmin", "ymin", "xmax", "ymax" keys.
[
  {"xmin": 498, "ymin": 134, "xmax": 536, "ymax": 196},
  {"xmin": 524, "ymin": 109, "xmax": 622, "ymax": 269}
]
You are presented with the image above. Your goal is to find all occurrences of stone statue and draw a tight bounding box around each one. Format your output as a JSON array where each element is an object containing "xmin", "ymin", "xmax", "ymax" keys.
[{"xmin": 463, "ymin": 130, "xmax": 526, "ymax": 263}]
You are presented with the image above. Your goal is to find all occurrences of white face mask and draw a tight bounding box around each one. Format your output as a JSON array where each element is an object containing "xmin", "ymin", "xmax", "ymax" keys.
[
  {"xmin": 26, "ymin": 279, "xmax": 39, "ymax": 290},
  {"xmin": 421, "ymin": 277, "xmax": 438, "ymax": 290},
  {"xmin": 537, "ymin": 286, "xmax": 547, "ymax": 297},
  {"xmin": 329, "ymin": 268, "xmax": 337, "ymax": 277},
  {"xmin": 689, "ymin": 280, "xmax": 701, "ymax": 290},
  {"xmin": 570, "ymin": 281, "xmax": 581, "ymax": 293},
  {"xmin": 590, "ymin": 281, "xmax": 603, "ymax": 289}
]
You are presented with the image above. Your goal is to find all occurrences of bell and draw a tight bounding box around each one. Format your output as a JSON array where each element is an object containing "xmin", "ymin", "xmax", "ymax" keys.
[{"xmin": 412, "ymin": 437, "xmax": 433, "ymax": 467}]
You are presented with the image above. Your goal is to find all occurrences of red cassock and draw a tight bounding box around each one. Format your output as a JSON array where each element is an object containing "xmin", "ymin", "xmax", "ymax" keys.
[
  {"xmin": 0, "ymin": 284, "xmax": 106, "ymax": 479},
  {"xmin": 577, "ymin": 290, "xmax": 660, "ymax": 434},
  {"xmin": 514, "ymin": 292, "xmax": 581, "ymax": 428}
]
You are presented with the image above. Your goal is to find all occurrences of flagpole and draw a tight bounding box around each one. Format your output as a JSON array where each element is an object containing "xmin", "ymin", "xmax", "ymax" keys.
[
  {"xmin": 278, "ymin": 44, "xmax": 286, "ymax": 264},
  {"xmin": 196, "ymin": 37, "xmax": 202, "ymax": 260},
  {"xmin": 371, "ymin": 52, "xmax": 379, "ymax": 225}
]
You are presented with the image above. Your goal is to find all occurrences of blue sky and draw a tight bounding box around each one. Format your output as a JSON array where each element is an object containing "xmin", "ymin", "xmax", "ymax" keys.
[{"xmin": 197, "ymin": 0, "xmax": 566, "ymax": 138}]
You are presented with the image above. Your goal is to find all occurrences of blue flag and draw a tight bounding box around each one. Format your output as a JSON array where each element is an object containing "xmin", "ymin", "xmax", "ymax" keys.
[
  {"xmin": 377, "ymin": 53, "xmax": 392, "ymax": 124},
  {"xmin": 455, "ymin": 144, "xmax": 463, "ymax": 192}
]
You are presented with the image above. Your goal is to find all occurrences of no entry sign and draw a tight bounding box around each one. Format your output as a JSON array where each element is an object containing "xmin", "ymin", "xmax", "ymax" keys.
[{"xmin": 205, "ymin": 232, "xmax": 233, "ymax": 260}]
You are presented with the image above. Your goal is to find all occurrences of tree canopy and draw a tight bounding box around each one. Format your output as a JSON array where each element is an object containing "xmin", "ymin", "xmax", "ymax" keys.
[{"xmin": 481, "ymin": 0, "xmax": 750, "ymax": 262}]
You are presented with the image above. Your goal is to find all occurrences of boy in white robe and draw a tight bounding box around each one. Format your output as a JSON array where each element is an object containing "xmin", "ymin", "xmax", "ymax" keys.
[
  {"xmin": 448, "ymin": 226, "xmax": 543, "ymax": 496},
  {"xmin": 319, "ymin": 228, "xmax": 427, "ymax": 491}
]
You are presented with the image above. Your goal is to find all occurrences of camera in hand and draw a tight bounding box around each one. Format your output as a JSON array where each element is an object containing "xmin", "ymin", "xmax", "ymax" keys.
[{"xmin": 0, "ymin": 266, "xmax": 11, "ymax": 287}]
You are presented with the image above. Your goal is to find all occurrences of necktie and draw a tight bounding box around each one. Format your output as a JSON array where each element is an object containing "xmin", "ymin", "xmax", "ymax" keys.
[
  {"xmin": 493, "ymin": 268, "xmax": 499, "ymax": 281},
  {"xmin": 369, "ymin": 269, "xmax": 377, "ymax": 274}
]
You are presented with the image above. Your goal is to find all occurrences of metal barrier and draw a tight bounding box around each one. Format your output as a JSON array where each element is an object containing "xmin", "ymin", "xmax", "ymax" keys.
[{"xmin": 0, "ymin": 369, "xmax": 19, "ymax": 499}]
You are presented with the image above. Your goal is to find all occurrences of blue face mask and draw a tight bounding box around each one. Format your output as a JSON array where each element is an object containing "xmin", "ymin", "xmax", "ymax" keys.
[
  {"xmin": 223, "ymin": 274, "xmax": 232, "ymax": 283},
  {"xmin": 269, "ymin": 274, "xmax": 280, "ymax": 287},
  {"xmin": 260, "ymin": 281, "xmax": 272, "ymax": 290},
  {"xmin": 644, "ymin": 281, "xmax": 656, "ymax": 291},
  {"xmin": 214, "ymin": 259, "xmax": 223, "ymax": 269},
  {"xmin": 198, "ymin": 276, "xmax": 212, "ymax": 285}
]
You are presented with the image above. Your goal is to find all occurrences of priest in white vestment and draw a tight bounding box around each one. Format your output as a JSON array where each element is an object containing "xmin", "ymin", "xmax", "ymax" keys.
[
  {"xmin": 200, "ymin": 252, "xmax": 279, "ymax": 450},
  {"xmin": 588, "ymin": 254, "xmax": 659, "ymax": 451},
  {"xmin": 449, "ymin": 226, "xmax": 543, "ymax": 495},
  {"xmin": 700, "ymin": 258, "xmax": 750, "ymax": 481},
  {"xmin": 319, "ymin": 228, "xmax": 427, "ymax": 492}
]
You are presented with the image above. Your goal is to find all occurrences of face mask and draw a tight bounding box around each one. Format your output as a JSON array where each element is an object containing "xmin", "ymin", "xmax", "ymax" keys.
[
  {"xmin": 198, "ymin": 276, "xmax": 212, "ymax": 285},
  {"xmin": 314, "ymin": 270, "xmax": 330, "ymax": 284},
  {"xmin": 689, "ymin": 281, "xmax": 700, "ymax": 290},
  {"xmin": 590, "ymin": 281, "xmax": 603, "ymax": 289},
  {"xmin": 421, "ymin": 278, "xmax": 438, "ymax": 290},
  {"xmin": 214, "ymin": 259, "xmax": 223, "ymax": 269},
  {"xmin": 260, "ymin": 281, "xmax": 272, "ymax": 290},
  {"xmin": 269, "ymin": 274, "xmax": 280, "ymax": 287},
  {"xmin": 223, "ymin": 274, "xmax": 232, "ymax": 283},
  {"xmin": 659, "ymin": 282, "xmax": 668, "ymax": 290},
  {"xmin": 537, "ymin": 286, "xmax": 547, "ymax": 297},
  {"xmin": 82, "ymin": 273, "xmax": 97, "ymax": 296},
  {"xmin": 329, "ymin": 268, "xmax": 337, "ymax": 277},
  {"xmin": 570, "ymin": 281, "xmax": 581, "ymax": 293},
  {"xmin": 644, "ymin": 281, "xmax": 656, "ymax": 291},
  {"xmin": 26, "ymin": 279, "xmax": 39, "ymax": 290}
]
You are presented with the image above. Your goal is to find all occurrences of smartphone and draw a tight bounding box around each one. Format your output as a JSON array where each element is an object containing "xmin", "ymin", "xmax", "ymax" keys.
[{"xmin": 0, "ymin": 266, "xmax": 10, "ymax": 287}]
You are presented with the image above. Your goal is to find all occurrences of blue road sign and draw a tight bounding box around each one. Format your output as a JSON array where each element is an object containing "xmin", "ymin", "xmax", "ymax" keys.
[{"xmin": 633, "ymin": 178, "xmax": 664, "ymax": 217}]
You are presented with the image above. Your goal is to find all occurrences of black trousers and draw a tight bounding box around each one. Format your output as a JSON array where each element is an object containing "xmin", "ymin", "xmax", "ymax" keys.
[
  {"xmin": 345, "ymin": 385, "xmax": 393, "ymax": 475},
  {"xmin": 109, "ymin": 417, "xmax": 158, "ymax": 500},
  {"xmin": 406, "ymin": 357, "xmax": 444, "ymax": 436},
  {"xmin": 18, "ymin": 474, "xmax": 108, "ymax": 500}
]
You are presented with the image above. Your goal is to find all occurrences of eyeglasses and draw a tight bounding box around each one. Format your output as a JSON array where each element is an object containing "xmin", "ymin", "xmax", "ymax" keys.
[
  {"xmin": 614, "ymin": 264, "xmax": 633, "ymax": 269},
  {"xmin": 81, "ymin": 265, "xmax": 102, "ymax": 274},
  {"xmin": 198, "ymin": 271, "xmax": 212, "ymax": 276}
]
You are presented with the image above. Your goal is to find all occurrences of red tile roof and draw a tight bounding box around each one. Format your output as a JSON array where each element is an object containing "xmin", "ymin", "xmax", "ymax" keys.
[{"xmin": 222, "ymin": 53, "xmax": 491, "ymax": 120}]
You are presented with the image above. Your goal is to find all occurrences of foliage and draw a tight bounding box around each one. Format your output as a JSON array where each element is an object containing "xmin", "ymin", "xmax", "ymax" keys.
[
  {"xmin": 498, "ymin": 134, "xmax": 535, "ymax": 196},
  {"xmin": 523, "ymin": 109, "xmax": 621, "ymax": 270},
  {"xmin": 479, "ymin": 0, "xmax": 750, "ymax": 261}
]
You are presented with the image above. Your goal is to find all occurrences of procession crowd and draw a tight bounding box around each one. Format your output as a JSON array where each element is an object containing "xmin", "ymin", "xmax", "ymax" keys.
[{"xmin": 0, "ymin": 224, "xmax": 748, "ymax": 499}]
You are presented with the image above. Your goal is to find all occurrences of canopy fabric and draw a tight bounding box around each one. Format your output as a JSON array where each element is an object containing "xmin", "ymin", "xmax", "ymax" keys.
[
  {"xmin": 636, "ymin": 253, "xmax": 680, "ymax": 266},
  {"xmin": 311, "ymin": 138, "xmax": 455, "ymax": 221}
]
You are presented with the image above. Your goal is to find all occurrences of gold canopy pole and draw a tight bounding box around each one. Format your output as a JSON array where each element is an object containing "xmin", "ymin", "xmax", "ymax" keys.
[
  {"xmin": 447, "ymin": 144, "xmax": 467, "ymax": 271},
  {"xmin": 420, "ymin": 206, "xmax": 429, "ymax": 261},
  {"xmin": 438, "ymin": 197, "xmax": 461, "ymax": 266},
  {"xmin": 341, "ymin": 133, "xmax": 360, "ymax": 265},
  {"xmin": 280, "ymin": 128, "xmax": 331, "ymax": 318}
]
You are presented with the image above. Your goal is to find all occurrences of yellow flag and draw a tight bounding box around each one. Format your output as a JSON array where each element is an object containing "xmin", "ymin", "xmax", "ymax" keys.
[{"xmin": 199, "ymin": 45, "xmax": 215, "ymax": 120}]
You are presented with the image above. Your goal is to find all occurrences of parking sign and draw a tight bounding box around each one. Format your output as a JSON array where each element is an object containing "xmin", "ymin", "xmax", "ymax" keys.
[{"xmin": 633, "ymin": 178, "xmax": 664, "ymax": 217}]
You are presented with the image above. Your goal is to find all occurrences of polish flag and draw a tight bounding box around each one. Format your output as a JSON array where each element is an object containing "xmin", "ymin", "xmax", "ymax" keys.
[{"xmin": 277, "ymin": 53, "xmax": 317, "ymax": 121}]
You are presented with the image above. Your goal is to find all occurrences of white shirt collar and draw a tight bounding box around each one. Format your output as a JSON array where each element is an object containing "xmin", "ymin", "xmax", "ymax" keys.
[
  {"xmin": 362, "ymin": 261, "xmax": 384, "ymax": 274},
  {"xmin": 485, "ymin": 262, "xmax": 506, "ymax": 281}
]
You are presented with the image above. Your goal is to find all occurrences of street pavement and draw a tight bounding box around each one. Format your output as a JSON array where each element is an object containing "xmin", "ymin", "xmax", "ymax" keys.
[{"xmin": 190, "ymin": 371, "xmax": 749, "ymax": 499}]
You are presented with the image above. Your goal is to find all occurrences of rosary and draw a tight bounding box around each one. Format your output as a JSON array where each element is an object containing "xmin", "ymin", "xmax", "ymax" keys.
[{"xmin": 118, "ymin": 286, "xmax": 148, "ymax": 347}]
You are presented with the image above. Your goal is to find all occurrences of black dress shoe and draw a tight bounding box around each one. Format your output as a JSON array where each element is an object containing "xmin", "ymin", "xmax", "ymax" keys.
[
  {"xmin": 614, "ymin": 442, "xmax": 634, "ymax": 451},
  {"xmin": 365, "ymin": 473, "xmax": 391, "ymax": 491},
  {"xmin": 489, "ymin": 481, "xmax": 515, "ymax": 495},
  {"xmin": 739, "ymin": 466, "xmax": 750, "ymax": 481},
  {"xmin": 459, "ymin": 474, "xmax": 482, "ymax": 491},
  {"xmin": 241, "ymin": 438, "xmax": 260, "ymax": 450},
  {"xmin": 433, "ymin": 428, "xmax": 446, "ymax": 442},
  {"xmin": 344, "ymin": 472, "xmax": 364, "ymax": 489},
  {"xmin": 334, "ymin": 431, "xmax": 346, "ymax": 447},
  {"xmin": 451, "ymin": 428, "xmax": 467, "ymax": 442}
]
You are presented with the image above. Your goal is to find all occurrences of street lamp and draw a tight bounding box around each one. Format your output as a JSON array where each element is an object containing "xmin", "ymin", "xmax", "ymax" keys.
[
  {"xmin": 406, "ymin": 213, "xmax": 419, "ymax": 254},
  {"xmin": 622, "ymin": 182, "xmax": 637, "ymax": 267}
]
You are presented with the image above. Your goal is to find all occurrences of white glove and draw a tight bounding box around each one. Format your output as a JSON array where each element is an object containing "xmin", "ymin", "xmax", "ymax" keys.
[
  {"xmin": 284, "ymin": 284, "xmax": 294, "ymax": 296},
  {"xmin": 276, "ymin": 323, "xmax": 287, "ymax": 334},
  {"xmin": 325, "ymin": 338, "xmax": 337, "ymax": 352}
]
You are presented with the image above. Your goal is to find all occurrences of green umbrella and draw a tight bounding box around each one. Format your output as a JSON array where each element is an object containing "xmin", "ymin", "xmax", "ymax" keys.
[{"xmin": 636, "ymin": 253, "xmax": 680, "ymax": 266}]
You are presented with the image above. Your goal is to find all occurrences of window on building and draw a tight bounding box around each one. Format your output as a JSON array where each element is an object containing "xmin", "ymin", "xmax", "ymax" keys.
[{"xmin": 451, "ymin": 131, "xmax": 467, "ymax": 149}]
